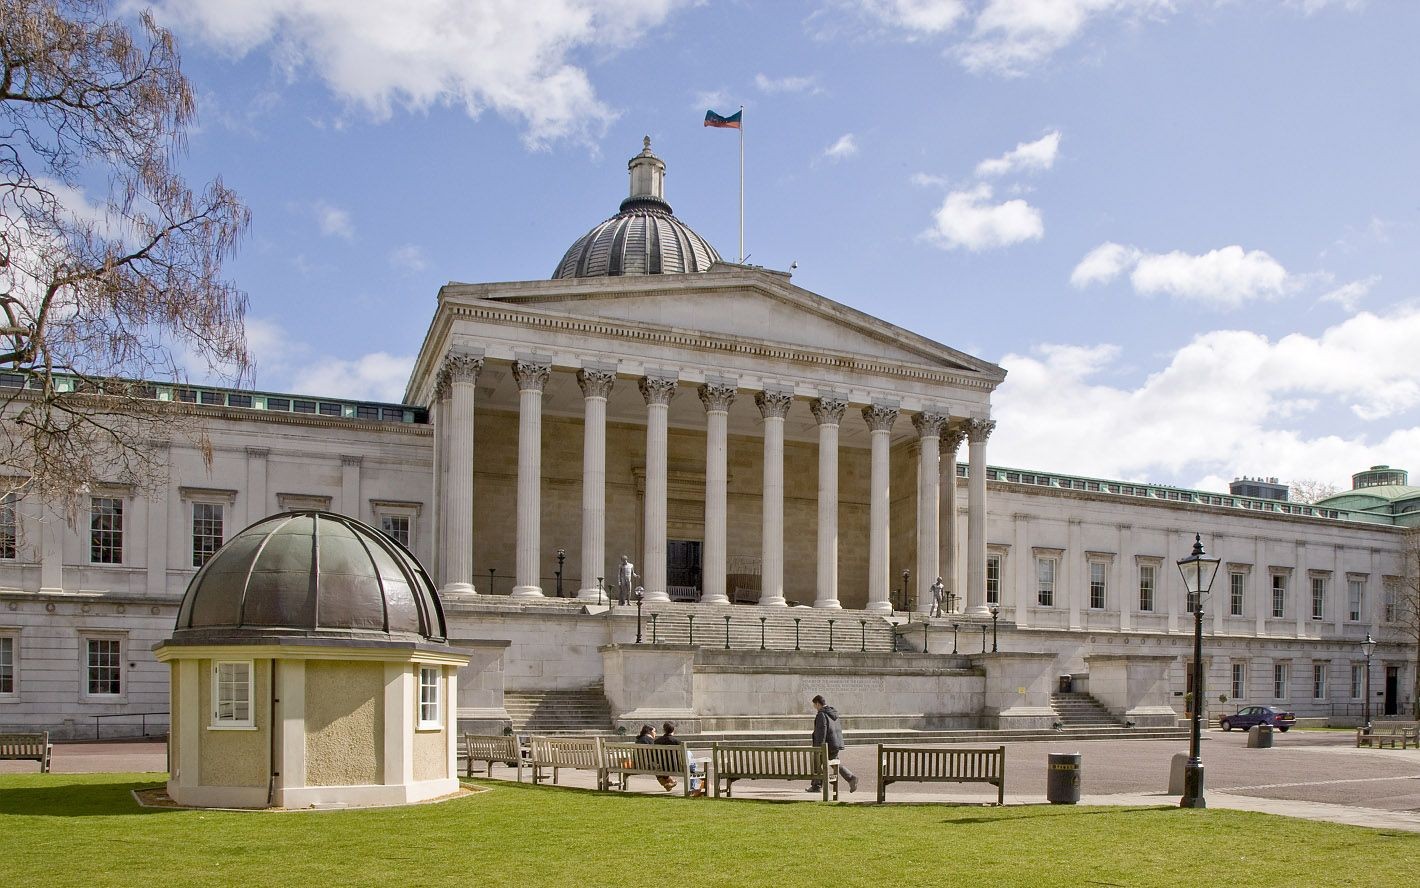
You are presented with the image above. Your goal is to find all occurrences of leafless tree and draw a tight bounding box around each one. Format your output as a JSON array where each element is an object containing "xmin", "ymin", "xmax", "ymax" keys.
[
  {"xmin": 0, "ymin": 0, "xmax": 249, "ymax": 512},
  {"xmin": 1388, "ymin": 527, "xmax": 1420, "ymax": 718},
  {"xmin": 1289, "ymin": 479, "xmax": 1340, "ymax": 504}
]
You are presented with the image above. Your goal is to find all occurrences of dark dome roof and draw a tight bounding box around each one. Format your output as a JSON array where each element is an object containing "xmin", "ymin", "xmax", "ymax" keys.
[
  {"xmin": 552, "ymin": 137, "xmax": 721, "ymax": 279},
  {"xmin": 173, "ymin": 511, "xmax": 446, "ymax": 643}
]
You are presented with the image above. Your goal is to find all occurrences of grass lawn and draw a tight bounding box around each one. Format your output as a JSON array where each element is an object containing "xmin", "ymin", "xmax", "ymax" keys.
[{"xmin": 3, "ymin": 773, "xmax": 1414, "ymax": 888}]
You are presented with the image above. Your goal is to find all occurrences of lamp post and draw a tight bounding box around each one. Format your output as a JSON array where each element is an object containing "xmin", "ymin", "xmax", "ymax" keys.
[
  {"xmin": 951, "ymin": 622, "xmax": 959, "ymax": 655},
  {"xmin": 555, "ymin": 548, "xmax": 566, "ymax": 597},
  {"xmin": 980, "ymin": 623, "xmax": 987, "ymax": 653},
  {"xmin": 596, "ymin": 576, "xmax": 604, "ymax": 607},
  {"xmin": 1177, "ymin": 533, "xmax": 1221, "ymax": 810},
  {"xmin": 901, "ymin": 569, "xmax": 911, "ymax": 613},
  {"xmin": 634, "ymin": 586, "xmax": 644, "ymax": 644},
  {"xmin": 1361, "ymin": 633, "xmax": 1377, "ymax": 731},
  {"xmin": 990, "ymin": 606, "xmax": 1000, "ymax": 653}
]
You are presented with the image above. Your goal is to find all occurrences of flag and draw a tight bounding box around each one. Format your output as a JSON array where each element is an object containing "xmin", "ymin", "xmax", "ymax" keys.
[{"xmin": 704, "ymin": 109, "xmax": 742, "ymax": 129}]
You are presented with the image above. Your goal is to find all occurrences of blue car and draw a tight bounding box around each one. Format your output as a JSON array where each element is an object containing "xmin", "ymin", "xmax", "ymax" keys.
[{"xmin": 1220, "ymin": 705, "xmax": 1295, "ymax": 732}]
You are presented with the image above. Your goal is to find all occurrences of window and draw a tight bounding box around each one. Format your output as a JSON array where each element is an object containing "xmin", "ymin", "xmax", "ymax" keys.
[
  {"xmin": 1035, "ymin": 557, "xmax": 1056, "ymax": 607},
  {"xmin": 1138, "ymin": 564, "xmax": 1155, "ymax": 612},
  {"xmin": 192, "ymin": 502, "xmax": 224, "ymax": 567},
  {"xmin": 1088, "ymin": 561, "xmax": 1107, "ymax": 610},
  {"xmin": 418, "ymin": 666, "xmax": 441, "ymax": 728},
  {"xmin": 985, "ymin": 555, "xmax": 1001, "ymax": 606},
  {"xmin": 0, "ymin": 492, "xmax": 15, "ymax": 560},
  {"xmin": 86, "ymin": 638, "xmax": 121, "ymax": 695},
  {"xmin": 1310, "ymin": 576, "xmax": 1327, "ymax": 621},
  {"xmin": 212, "ymin": 661, "xmax": 253, "ymax": 727},
  {"xmin": 1273, "ymin": 663, "xmax": 1289, "ymax": 700},
  {"xmin": 380, "ymin": 515, "xmax": 411, "ymax": 549},
  {"xmin": 0, "ymin": 636, "xmax": 13, "ymax": 694},
  {"xmin": 1351, "ymin": 663, "xmax": 1364, "ymax": 700},
  {"xmin": 1348, "ymin": 579, "xmax": 1364, "ymax": 622},
  {"xmin": 90, "ymin": 497, "xmax": 123, "ymax": 564},
  {"xmin": 1384, "ymin": 579, "xmax": 1398, "ymax": 623},
  {"xmin": 1231, "ymin": 662, "xmax": 1245, "ymax": 701},
  {"xmin": 372, "ymin": 501, "xmax": 422, "ymax": 552},
  {"xmin": 1312, "ymin": 664, "xmax": 1327, "ymax": 700},
  {"xmin": 1229, "ymin": 572, "xmax": 1246, "ymax": 617},
  {"xmin": 1271, "ymin": 574, "xmax": 1287, "ymax": 619}
]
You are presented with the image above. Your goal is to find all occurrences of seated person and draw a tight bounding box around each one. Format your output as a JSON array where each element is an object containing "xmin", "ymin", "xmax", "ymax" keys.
[
  {"xmin": 654, "ymin": 721, "xmax": 703, "ymax": 797},
  {"xmin": 635, "ymin": 723, "xmax": 675, "ymax": 791}
]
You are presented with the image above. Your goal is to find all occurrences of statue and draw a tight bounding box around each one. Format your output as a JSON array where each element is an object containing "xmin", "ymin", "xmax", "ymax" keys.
[
  {"xmin": 931, "ymin": 576, "xmax": 947, "ymax": 617},
  {"xmin": 617, "ymin": 555, "xmax": 638, "ymax": 605}
]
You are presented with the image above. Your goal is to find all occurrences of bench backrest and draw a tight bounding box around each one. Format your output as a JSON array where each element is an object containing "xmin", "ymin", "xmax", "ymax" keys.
[
  {"xmin": 602, "ymin": 741, "xmax": 686, "ymax": 773},
  {"xmin": 712, "ymin": 744, "xmax": 828, "ymax": 780},
  {"xmin": 1374, "ymin": 722, "xmax": 1420, "ymax": 732},
  {"xmin": 530, "ymin": 736, "xmax": 603, "ymax": 768},
  {"xmin": 0, "ymin": 733, "xmax": 48, "ymax": 757},
  {"xmin": 465, "ymin": 733, "xmax": 520, "ymax": 761},
  {"xmin": 878, "ymin": 745, "xmax": 1005, "ymax": 781}
]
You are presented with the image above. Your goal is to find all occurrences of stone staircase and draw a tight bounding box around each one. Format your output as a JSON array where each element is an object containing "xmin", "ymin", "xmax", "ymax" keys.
[
  {"xmin": 504, "ymin": 686, "xmax": 613, "ymax": 735},
  {"xmin": 1050, "ymin": 692, "xmax": 1125, "ymax": 729},
  {"xmin": 633, "ymin": 603, "xmax": 898, "ymax": 653}
]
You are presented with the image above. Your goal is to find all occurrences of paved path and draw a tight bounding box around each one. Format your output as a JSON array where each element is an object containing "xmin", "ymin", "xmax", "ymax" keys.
[{"xmin": 9, "ymin": 730, "xmax": 1420, "ymax": 832}]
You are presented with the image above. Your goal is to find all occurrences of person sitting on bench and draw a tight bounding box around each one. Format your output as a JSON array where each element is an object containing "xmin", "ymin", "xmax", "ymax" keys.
[
  {"xmin": 636, "ymin": 723, "xmax": 676, "ymax": 791},
  {"xmin": 655, "ymin": 722, "xmax": 704, "ymax": 797}
]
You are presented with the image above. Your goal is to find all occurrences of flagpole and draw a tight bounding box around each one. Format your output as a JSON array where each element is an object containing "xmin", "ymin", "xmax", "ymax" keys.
[{"xmin": 738, "ymin": 105, "xmax": 745, "ymax": 263}]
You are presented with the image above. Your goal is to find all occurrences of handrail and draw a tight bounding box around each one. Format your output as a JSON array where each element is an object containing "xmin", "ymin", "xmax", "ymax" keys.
[{"xmin": 92, "ymin": 711, "xmax": 169, "ymax": 740}]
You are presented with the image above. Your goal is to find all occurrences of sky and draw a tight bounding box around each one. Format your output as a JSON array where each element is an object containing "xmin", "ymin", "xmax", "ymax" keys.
[{"xmin": 124, "ymin": 0, "xmax": 1418, "ymax": 495}]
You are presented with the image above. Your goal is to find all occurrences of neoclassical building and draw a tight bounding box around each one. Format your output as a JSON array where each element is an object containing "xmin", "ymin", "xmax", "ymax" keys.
[{"xmin": 0, "ymin": 141, "xmax": 1413, "ymax": 738}]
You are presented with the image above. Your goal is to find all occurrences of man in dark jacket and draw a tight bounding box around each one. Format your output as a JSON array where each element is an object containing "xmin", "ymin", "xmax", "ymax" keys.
[{"xmin": 808, "ymin": 694, "xmax": 858, "ymax": 793}]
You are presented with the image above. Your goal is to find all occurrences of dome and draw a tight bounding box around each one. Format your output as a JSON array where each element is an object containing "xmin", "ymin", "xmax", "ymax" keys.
[
  {"xmin": 172, "ymin": 511, "xmax": 447, "ymax": 643},
  {"xmin": 552, "ymin": 137, "xmax": 722, "ymax": 279}
]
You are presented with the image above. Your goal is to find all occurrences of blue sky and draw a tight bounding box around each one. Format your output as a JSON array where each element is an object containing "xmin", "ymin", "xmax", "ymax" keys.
[{"xmin": 142, "ymin": 0, "xmax": 1417, "ymax": 494}]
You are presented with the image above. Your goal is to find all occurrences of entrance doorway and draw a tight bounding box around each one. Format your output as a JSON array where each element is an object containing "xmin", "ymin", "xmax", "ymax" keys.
[
  {"xmin": 1385, "ymin": 666, "xmax": 1400, "ymax": 716},
  {"xmin": 667, "ymin": 539, "xmax": 702, "ymax": 601}
]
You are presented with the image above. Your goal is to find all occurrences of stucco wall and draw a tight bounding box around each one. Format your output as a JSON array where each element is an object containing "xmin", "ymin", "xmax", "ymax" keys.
[
  {"xmin": 197, "ymin": 657, "xmax": 270, "ymax": 788},
  {"xmin": 304, "ymin": 661, "xmax": 383, "ymax": 787},
  {"xmin": 413, "ymin": 700, "xmax": 447, "ymax": 784},
  {"xmin": 168, "ymin": 662, "xmax": 181, "ymax": 770}
]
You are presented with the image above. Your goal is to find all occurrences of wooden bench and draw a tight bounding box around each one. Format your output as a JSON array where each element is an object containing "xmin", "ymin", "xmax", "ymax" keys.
[
  {"xmin": 710, "ymin": 743, "xmax": 838, "ymax": 801},
  {"xmin": 876, "ymin": 745, "xmax": 1006, "ymax": 805},
  {"xmin": 462, "ymin": 733, "xmax": 524, "ymax": 780},
  {"xmin": 1356, "ymin": 722, "xmax": 1420, "ymax": 749},
  {"xmin": 528, "ymin": 736, "xmax": 605, "ymax": 786},
  {"xmin": 601, "ymin": 741, "xmax": 694, "ymax": 796},
  {"xmin": 0, "ymin": 732, "xmax": 52, "ymax": 773}
]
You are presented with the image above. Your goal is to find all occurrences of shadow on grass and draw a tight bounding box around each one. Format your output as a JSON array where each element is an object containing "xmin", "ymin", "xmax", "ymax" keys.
[
  {"xmin": 0, "ymin": 779, "xmax": 169, "ymax": 818},
  {"xmin": 942, "ymin": 805, "xmax": 1172, "ymax": 825}
]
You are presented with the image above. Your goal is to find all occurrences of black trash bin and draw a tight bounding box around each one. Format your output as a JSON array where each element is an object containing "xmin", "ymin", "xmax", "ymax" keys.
[{"xmin": 1046, "ymin": 752, "xmax": 1082, "ymax": 804}]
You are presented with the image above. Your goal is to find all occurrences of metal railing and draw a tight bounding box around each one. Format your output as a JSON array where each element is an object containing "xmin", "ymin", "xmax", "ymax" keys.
[{"xmin": 92, "ymin": 711, "xmax": 169, "ymax": 740}]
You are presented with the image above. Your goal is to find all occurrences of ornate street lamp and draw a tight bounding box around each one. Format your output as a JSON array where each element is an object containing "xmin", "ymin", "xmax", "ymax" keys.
[
  {"xmin": 1177, "ymin": 533, "xmax": 1221, "ymax": 810},
  {"xmin": 901, "ymin": 569, "xmax": 911, "ymax": 613},
  {"xmin": 951, "ymin": 622, "xmax": 960, "ymax": 655},
  {"xmin": 555, "ymin": 548, "xmax": 566, "ymax": 597},
  {"xmin": 1361, "ymin": 633, "xmax": 1377, "ymax": 731},
  {"xmin": 634, "ymin": 586, "xmax": 645, "ymax": 644},
  {"xmin": 990, "ymin": 606, "xmax": 1000, "ymax": 653}
]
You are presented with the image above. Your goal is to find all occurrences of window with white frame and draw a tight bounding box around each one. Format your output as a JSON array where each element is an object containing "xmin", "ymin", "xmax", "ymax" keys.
[
  {"xmin": 1231, "ymin": 662, "xmax": 1246, "ymax": 701},
  {"xmin": 1273, "ymin": 662, "xmax": 1289, "ymax": 700},
  {"xmin": 1310, "ymin": 575, "xmax": 1327, "ymax": 621},
  {"xmin": 85, "ymin": 638, "xmax": 121, "ymax": 695},
  {"xmin": 1089, "ymin": 561, "xmax": 1107, "ymax": 610},
  {"xmin": 372, "ymin": 501, "xmax": 422, "ymax": 552},
  {"xmin": 1384, "ymin": 578, "xmax": 1399, "ymax": 622},
  {"xmin": 192, "ymin": 502, "xmax": 224, "ymax": 567},
  {"xmin": 0, "ymin": 492, "xmax": 16, "ymax": 560},
  {"xmin": 418, "ymin": 666, "xmax": 441, "ymax": 728},
  {"xmin": 212, "ymin": 660, "xmax": 253, "ymax": 727},
  {"xmin": 1229, "ymin": 571, "xmax": 1246, "ymax": 616},
  {"xmin": 985, "ymin": 555, "xmax": 1001, "ymax": 606},
  {"xmin": 1351, "ymin": 663, "xmax": 1364, "ymax": 700},
  {"xmin": 89, "ymin": 497, "xmax": 123, "ymax": 564},
  {"xmin": 0, "ymin": 635, "xmax": 14, "ymax": 694},
  {"xmin": 1036, "ymin": 557, "xmax": 1056, "ymax": 607},
  {"xmin": 381, "ymin": 515, "xmax": 411, "ymax": 549},
  {"xmin": 1271, "ymin": 574, "xmax": 1287, "ymax": 619},
  {"xmin": 1312, "ymin": 663, "xmax": 1327, "ymax": 700},
  {"xmin": 1348, "ymin": 578, "xmax": 1365, "ymax": 622},
  {"xmin": 1138, "ymin": 563, "xmax": 1155, "ymax": 612}
]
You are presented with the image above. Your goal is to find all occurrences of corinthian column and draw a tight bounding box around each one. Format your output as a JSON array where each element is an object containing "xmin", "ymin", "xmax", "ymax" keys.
[
  {"xmin": 441, "ymin": 353, "xmax": 482, "ymax": 597},
  {"xmin": 965, "ymin": 417, "xmax": 996, "ymax": 614},
  {"xmin": 863, "ymin": 404, "xmax": 898, "ymax": 613},
  {"xmin": 913, "ymin": 411, "xmax": 947, "ymax": 614},
  {"xmin": 699, "ymin": 382, "xmax": 737, "ymax": 605},
  {"xmin": 511, "ymin": 360, "xmax": 551, "ymax": 599},
  {"xmin": 811, "ymin": 397, "xmax": 846, "ymax": 608},
  {"xmin": 639, "ymin": 376, "xmax": 676, "ymax": 602},
  {"xmin": 940, "ymin": 425, "xmax": 965, "ymax": 610},
  {"xmin": 756, "ymin": 389, "xmax": 793, "ymax": 607},
  {"xmin": 577, "ymin": 368, "xmax": 615, "ymax": 600}
]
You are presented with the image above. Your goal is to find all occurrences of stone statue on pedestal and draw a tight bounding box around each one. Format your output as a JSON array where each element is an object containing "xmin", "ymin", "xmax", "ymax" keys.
[
  {"xmin": 931, "ymin": 576, "xmax": 947, "ymax": 617},
  {"xmin": 617, "ymin": 555, "xmax": 637, "ymax": 605}
]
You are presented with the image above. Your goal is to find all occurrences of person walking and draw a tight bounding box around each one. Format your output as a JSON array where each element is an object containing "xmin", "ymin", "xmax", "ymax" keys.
[{"xmin": 807, "ymin": 694, "xmax": 858, "ymax": 794}]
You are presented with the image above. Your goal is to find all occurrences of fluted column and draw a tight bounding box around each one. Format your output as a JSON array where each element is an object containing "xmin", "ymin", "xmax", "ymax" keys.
[
  {"xmin": 811, "ymin": 398, "xmax": 846, "ymax": 609},
  {"xmin": 577, "ymin": 368, "xmax": 615, "ymax": 600},
  {"xmin": 913, "ymin": 411, "xmax": 947, "ymax": 614},
  {"xmin": 940, "ymin": 426, "xmax": 965, "ymax": 610},
  {"xmin": 756, "ymin": 390, "xmax": 793, "ymax": 607},
  {"xmin": 699, "ymin": 382, "xmax": 737, "ymax": 605},
  {"xmin": 511, "ymin": 361, "xmax": 550, "ymax": 599},
  {"xmin": 965, "ymin": 417, "xmax": 995, "ymax": 615},
  {"xmin": 441, "ymin": 353, "xmax": 482, "ymax": 597},
  {"xmin": 639, "ymin": 376, "xmax": 676, "ymax": 602},
  {"xmin": 431, "ymin": 371, "xmax": 451, "ymax": 584},
  {"xmin": 863, "ymin": 404, "xmax": 898, "ymax": 613}
]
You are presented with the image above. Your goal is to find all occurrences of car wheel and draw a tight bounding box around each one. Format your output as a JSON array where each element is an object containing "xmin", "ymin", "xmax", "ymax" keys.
[
  {"xmin": 1221, "ymin": 720, "xmax": 1231, "ymax": 732},
  {"xmin": 1278, "ymin": 726, "xmax": 1289, "ymax": 732}
]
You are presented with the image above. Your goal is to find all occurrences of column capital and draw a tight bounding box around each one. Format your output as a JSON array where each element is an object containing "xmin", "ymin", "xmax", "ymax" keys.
[
  {"xmin": 810, "ymin": 397, "xmax": 847, "ymax": 425},
  {"xmin": 433, "ymin": 371, "xmax": 452, "ymax": 402},
  {"xmin": 441, "ymin": 352, "xmax": 484, "ymax": 386},
  {"xmin": 755, "ymin": 390, "xmax": 793, "ymax": 420},
  {"xmin": 699, "ymin": 382, "xmax": 737, "ymax": 413},
  {"xmin": 639, "ymin": 375, "xmax": 677, "ymax": 406},
  {"xmin": 966, "ymin": 417, "xmax": 996, "ymax": 443},
  {"xmin": 862, "ymin": 403, "xmax": 899, "ymax": 432},
  {"xmin": 576, "ymin": 367, "xmax": 616, "ymax": 399},
  {"xmin": 940, "ymin": 424, "xmax": 967, "ymax": 454},
  {"xmin": 911, "ymin": 411, "xmax": 948, "ymax": 439},
  {"xmin": 512, "ymin": 360, "xmax": 552, "ymax": 393}
]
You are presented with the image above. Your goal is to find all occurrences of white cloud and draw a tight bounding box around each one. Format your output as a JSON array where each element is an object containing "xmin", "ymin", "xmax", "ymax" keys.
[
  {"xmin": 1319, "ymin": 275, "xmax": 1380, "ymax": 312},
  {"xmin": 1069, "ymin": 241, "xmax": 1139, "ymax": 287},
  {"xmin": 924, "ymin": 183, "xmax": 1043, "ymax": 251},
  {"xmin": 854, "ymin": 0, "xmax": 969, "ymax": 33},
  {"xmin": 389, "ymin": 244, "xmax": 428, "ymax": 273},
  {"xmin": 693, "ymin": 89, "xmax": 733, "ymax": 112},
  {"xmin": 313, "ymin": 201, "xmax": 354, "ymax": 239},
  {"xmin": 958, "ymin": 0, "xmax": 1171, "ymax": 75},
  {"xmin": 1071, "ymin": 242, "xmax": 1293, "ymax": 309},
  {"xmin": 910, "ymin": 172, "xmax": 951, "ymax": 188},
  {"xmin": 153, "ymin": 0, "xmax": 691, "ymax": 146},
  {"xmin": 755, "ymin": 73, "xmax": 822, "ymax": 94},
  {"xmin": 992, "ymin": 306, "xmax": 1420, "ymax": 488},
  {"xmin": 975, "ymin": 130, "xmax": 1061, "ymax": 177},
  {"xmin": 823, "ymin": 133, "xmax": 859, "ymax": 161},
  {"xmin": 290, "ymin": 352, "xmax": 415, "ymax": 404}
]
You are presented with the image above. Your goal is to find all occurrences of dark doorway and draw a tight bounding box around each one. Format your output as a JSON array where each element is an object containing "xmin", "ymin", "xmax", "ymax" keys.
[
  {"xmin": 1385, "ymin": 666, "xmax": 1400, "ymax": 716},
  {"xmin": 666, "ymin": 539, "xmax": 702, "ymax": 600}
]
